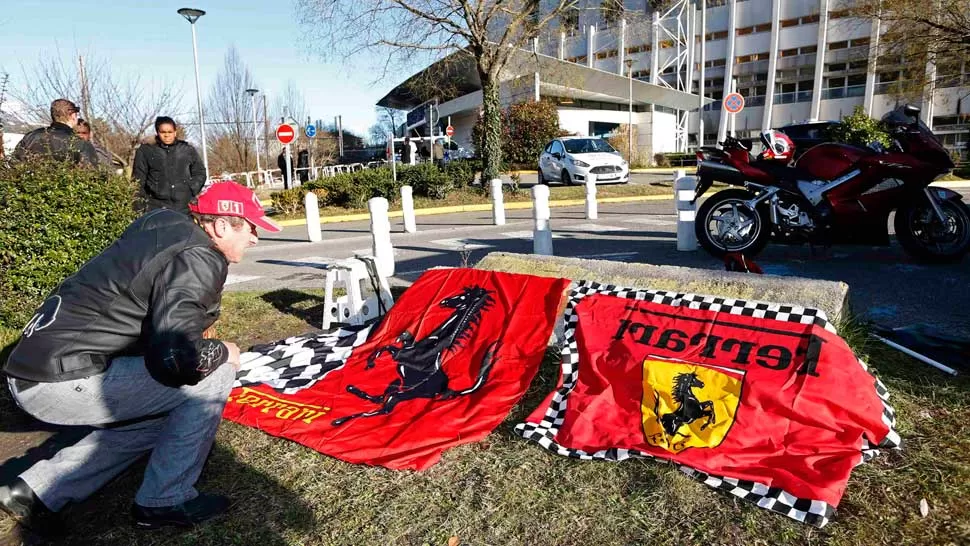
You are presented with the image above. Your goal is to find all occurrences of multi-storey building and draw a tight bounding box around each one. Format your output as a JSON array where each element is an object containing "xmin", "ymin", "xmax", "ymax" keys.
[{"xmin": 377, "ymin": 0, "xmax": 970, "ymax": 161}]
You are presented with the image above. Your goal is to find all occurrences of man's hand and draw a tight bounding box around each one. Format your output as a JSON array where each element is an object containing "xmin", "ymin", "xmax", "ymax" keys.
[{"xmin": 223, "ymin": 341, "xmax": 241, "ymax": 371}]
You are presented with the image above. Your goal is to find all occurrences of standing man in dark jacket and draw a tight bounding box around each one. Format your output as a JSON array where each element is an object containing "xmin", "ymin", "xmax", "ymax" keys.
[
  {"xmin": 133, "ymin": 116, "xmax": 207, "ymax": 214},
  {"xmin": 0, "ymin": 181, "xmax": 281, "ymax": 539},
  {"xmin": 13, "ymin": 98, "xmax": 98, "ymax": 166}
]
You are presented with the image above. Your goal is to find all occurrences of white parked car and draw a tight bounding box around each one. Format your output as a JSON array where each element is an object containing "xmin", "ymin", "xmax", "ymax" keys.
[{"xmin": 538, "ymin": 137, "xmax": 629, "ymax": 185}]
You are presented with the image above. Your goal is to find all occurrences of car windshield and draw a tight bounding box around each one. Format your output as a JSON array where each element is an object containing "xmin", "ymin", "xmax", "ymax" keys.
[{"xmin": 563, "ymin": 138, "xmax": 616, "ymax": 154}]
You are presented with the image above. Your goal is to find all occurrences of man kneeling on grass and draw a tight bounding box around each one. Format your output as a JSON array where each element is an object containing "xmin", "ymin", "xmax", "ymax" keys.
[{"xmin": 0, "ymin": 181, "xmax": 281, "ymax": 538}]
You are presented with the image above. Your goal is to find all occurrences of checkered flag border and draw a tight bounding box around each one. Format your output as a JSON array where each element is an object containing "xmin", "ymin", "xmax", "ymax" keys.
[
  {"xmin": 514, "ymin": 280, "xmax": 901, "ymax": 528},
  {"xmin": 233, "ymin": 324, "xmax": 373, "ymax": 395}
]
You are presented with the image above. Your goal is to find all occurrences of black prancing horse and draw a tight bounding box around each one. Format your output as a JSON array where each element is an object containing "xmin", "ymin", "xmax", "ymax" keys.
[
  {"xmin": 655, "ymin": 372, "xmax": 716, "ymax": 438},
  {"xmin": 332, "ymin": 285, "xmax": 498, "ymax": 426}
]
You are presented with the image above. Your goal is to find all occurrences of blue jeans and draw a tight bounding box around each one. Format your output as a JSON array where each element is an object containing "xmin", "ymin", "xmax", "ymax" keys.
[{"xmin": 7, "ymin": 356, "xmax": 234, "ymax": 511}]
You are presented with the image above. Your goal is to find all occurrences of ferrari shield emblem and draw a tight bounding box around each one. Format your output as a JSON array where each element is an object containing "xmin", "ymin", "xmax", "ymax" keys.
[{"xmin": 641, "ymin": 359, "xmax": 744, "ymax": 454}]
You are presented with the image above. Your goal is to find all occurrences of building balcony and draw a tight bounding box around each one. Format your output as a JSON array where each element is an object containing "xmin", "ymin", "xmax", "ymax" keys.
[
  {"xmin": 821, "ymin": 85, "xmax": 866, "ymax": 100},
  {"xmin": 733, "ymin": 59, "xmax": 771, "ymax": 76},
  {"xmin": 824, "ymin": 46, "xmax": 869, "ymax": 64},
  {"xmin": 776, "ymin": 54, "xmax": 817, "ymax": 70},
  {"xmin": 773, "ymin": 91, "xmax": 813, "ymax": 104}
]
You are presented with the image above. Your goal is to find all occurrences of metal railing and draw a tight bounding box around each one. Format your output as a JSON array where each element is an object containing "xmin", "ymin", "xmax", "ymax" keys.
[{"xmin": 217, "ymin": 160, "xmax": 392, "ymax": 189}]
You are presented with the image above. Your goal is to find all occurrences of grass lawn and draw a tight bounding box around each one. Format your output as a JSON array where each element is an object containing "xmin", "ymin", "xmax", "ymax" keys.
[
  {"xmin": 270, "ymin": 182, "xmax": 677, "ymax": 221},
  {"xmin": 1, "ymin": 290, "xmax": 968, "ymax": 545}
]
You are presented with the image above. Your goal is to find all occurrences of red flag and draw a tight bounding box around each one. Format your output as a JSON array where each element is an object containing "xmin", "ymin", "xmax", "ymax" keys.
[
  {"xmin": 224, "ymin": 269, "xmax": 569, "ymax": 470},
  {"xmin": 517, "ymin": 281, "xmax": 900, "ymax": 527}
]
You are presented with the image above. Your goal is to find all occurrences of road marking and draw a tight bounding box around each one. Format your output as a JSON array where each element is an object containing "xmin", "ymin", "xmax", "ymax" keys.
[
  {"xmin": 564, "ymin": 223, "xmax": 629, "ymax": 232},
  {"xmin": 429, "ymin": 238, "xmax": 494, "ymax": 250},
  {"xmin": 624, "ymin": 216, "xmax": 676, "ymax": 226},
  {"xmin": 225, "ymin": 274, "xmax": 262, "ymax": 286},
  {"xmin": 350, "ymin": 248, "xmax": 404, "ymax": 257},
  {"xmin": 501, "ymin": 230, "xmax": 566, "ymax": 239}
]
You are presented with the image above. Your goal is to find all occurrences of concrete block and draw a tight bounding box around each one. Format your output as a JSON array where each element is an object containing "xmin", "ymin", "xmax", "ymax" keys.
[{"xmin": 474, "ymin": 252, "xmax": 851, "ymax": 328}]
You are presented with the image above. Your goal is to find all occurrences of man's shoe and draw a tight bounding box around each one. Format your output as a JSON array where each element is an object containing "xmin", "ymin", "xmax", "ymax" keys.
[
  {"xmin": 131, "ymin": 493, "xmax": 230, "ymax": 530},
  {"xmin": 0, "ymin": 478, "xmax": 64, "ymax": 537}
]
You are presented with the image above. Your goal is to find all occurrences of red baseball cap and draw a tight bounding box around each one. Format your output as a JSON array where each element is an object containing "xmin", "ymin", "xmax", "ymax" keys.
[{"xmin": 189, "ymin": 181, "xmax": 282, "ymax": 232}]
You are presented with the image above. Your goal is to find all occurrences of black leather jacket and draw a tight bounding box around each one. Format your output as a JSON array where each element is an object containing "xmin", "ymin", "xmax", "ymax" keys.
[
  {"xmin": 4, "ymin": 209, "xmax": 230, "ymax": 388},
  {"xmin": 12, "ymin": 122, "xmax": 98, "ymax": 166},
  {"xmin": 133, "ymin": 139, "xmax": 207, "ymax": 214}
]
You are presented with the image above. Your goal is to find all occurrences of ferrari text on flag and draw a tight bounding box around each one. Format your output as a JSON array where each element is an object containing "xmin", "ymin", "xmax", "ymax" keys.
[
  {"xmin": 225, "ymin": 268, "xmax": 570, "ymax": 470},
  {"xmin": 516, "ymin": 281, "xmax": 901, "ymax": 527}
]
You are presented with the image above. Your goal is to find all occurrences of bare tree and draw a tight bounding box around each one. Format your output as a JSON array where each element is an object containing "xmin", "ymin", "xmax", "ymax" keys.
[
  {"xmin": 850, "ymin": 0, "xmax": 970, "ymax": 101},
  {"xmin": 296, "ymin": 0, "xmax": 578, "ymax": 181},
  {"xmin": 204, "ymin": 46, "xmax": 257, "ymax": 175},
  {"xmin": 6, "ymin": 50, "xmax": 183, "ymax": 173}
]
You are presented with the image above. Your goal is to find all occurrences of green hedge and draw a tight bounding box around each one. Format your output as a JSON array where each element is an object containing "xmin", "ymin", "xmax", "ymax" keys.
[
  {"xmin": 272, "ymin": 162, "xmax": 473, "ymax": 212},
  {"xmin": 0, "ymin": 160, "xmax": 139, "ymax": 328}
]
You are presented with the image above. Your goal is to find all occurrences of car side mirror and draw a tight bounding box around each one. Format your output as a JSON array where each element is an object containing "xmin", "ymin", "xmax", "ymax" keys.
[
  {"xmin": 553, "ymin": 152, "xmax": 562, "ymax": 160},
  {"xmin": 903, "ymin": 104, "xmax": 921, "ymax": 118}
]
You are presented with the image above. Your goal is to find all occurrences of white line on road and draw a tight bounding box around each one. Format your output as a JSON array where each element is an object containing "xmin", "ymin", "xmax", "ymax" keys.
[
  {"xmin": 623, "ymin": 217, "xmax": 676, "ymax": 226},
  {"xmin": 429, "ymin": 238, "xmax": 494, "ymax": 250},
  {"xmin": 562, "ymin": 223, "xmax": 629, "ymax": 232}
]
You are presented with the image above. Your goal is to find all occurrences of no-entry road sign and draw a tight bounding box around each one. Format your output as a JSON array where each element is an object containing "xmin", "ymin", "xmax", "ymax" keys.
[
  {"xmin": 445, "ymin": 125, "xmax": 455, "ymax": 137},
  {"xmin": 276, "ymin": 124, "xmax": 296, "ymax": 145},
  {"xmin": 723, "ymin": 93, "xmax": 745, "ymax": 114}
]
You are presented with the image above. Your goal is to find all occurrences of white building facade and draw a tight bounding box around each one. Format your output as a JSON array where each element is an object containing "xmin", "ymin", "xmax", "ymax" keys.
[
  {"xmin": 378, "ymin": 0, "xmax": 970, "ymax": 162},
  {"xmin": 551, "ymin": 0, "xmax": 970, "ymax": 158}
]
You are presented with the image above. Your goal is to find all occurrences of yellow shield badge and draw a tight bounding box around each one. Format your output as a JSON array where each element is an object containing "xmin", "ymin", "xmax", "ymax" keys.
[{"xmin": 641, "ymin": 358, "xmax": 744, "ymax": 454}]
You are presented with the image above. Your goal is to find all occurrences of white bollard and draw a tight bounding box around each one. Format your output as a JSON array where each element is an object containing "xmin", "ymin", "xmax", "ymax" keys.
[
  {"xmin": 490, "ymin": 178, "xmax": 506, "ymax": 226},
  {"xmin": 532, "ymin": 184, "xmax": 553, "ymax": 255},
  {"xmin": 401, "ymin": 185, "xmax": 417, "ymax": 233},
  {"xmin": 675, "ymin": 175, "xmax": 698, "ymax": 251},
  {"xmin": 673, "ymin": 168, "xmax": 686, "ymax": 185},
  {"xmin": 305, "ymin": 191, "xmax": 322, "ymax": 243},
  {"xmin": 584, "ymin": 175, "xmax": 598, "ymax": 220},
  {"xmin": 368, "ymin": 197, "xmax": 395, "ymax": 277}
]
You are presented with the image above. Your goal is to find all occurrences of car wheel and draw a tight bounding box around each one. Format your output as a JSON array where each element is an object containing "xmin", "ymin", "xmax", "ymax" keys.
[
  {"xmin": 537, "ymin": 166, "xmax": 546, "ymax": 184},
  {"xmin": 562, "ymin": 170, "xmax": 573, "ymax": 185}
]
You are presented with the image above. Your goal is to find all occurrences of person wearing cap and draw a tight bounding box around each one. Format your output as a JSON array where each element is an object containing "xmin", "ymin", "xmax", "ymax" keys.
[{"xmin": 0, "ymin": 181, "xmax": 281, "ymax": 538}]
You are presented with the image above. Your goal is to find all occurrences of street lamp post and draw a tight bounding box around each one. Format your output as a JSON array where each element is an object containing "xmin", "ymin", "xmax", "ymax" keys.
[
  {"xmin": 178, "ymin": 8, "xmax": 209, "ymax": 179},
  {"xmin": 624, "ymin": 58, "xmax": 634, "ymax": 165},
  {"xmin": 245, "ymin": 88, "xmax": 262, "ymax": 185}
]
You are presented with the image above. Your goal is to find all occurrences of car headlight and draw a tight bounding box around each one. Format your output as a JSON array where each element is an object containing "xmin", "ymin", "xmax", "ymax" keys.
[
  {"xmin": 571, "ymin": 158, "xmax": 590, "ymax": 168},
  {"xmin": 621, "ymin": 160, "xmax": 628, "ymax": 167}
]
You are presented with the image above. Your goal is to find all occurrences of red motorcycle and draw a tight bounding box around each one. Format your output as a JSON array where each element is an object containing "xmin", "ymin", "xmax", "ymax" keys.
[{"xmin": 693, "ymin": 105, "xmax": 970, "ymax": 262}]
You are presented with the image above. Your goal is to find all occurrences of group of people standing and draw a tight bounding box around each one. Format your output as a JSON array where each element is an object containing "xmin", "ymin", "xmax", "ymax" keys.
[
  {"xmin": 2, "ymin": 98, "xmax": 280, "ymax": 540},
  {"xmin": 12, "ymin": 98, "xmax": 207, "ymax": 214}
]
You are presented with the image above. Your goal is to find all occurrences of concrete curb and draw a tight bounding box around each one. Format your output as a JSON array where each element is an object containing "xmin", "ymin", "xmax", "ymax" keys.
[{"xmin": 474, "ymin": 252, "xmax": 851, "ymax": 328}]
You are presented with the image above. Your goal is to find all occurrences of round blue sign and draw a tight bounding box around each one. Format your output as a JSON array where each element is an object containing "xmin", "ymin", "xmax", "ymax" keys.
[{"xmin": 305, "ymin": 124, "xmax": 317, "ymax": 138}]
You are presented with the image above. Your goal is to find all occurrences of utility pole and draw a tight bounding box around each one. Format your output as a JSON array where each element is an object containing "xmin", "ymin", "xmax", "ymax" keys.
[
  {"xmin": 263, "ymin": 95, "xmax": 270, "ymax": 180},
  {"xmin": 78, "ymin": 55, "xmax": 91, "ymax": 122},
  {"xmin": 337, "ymin": 115, "xmax": 344, "ymax": 160}
]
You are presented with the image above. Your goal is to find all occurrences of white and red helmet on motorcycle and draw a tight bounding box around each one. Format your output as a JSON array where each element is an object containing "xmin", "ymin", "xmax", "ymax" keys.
[{"xmin": 759, "ymin": 130, "xmax": 795, "ymax": 161}]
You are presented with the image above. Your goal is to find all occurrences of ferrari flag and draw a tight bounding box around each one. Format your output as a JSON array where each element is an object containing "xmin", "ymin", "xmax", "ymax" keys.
[
  {"xmin": 516, "ymin": 282, "xmax": 901, "ymax": 527},
  {"xmin": 224, "ymin": 268, "xmax": 569, "ymax": 470}
]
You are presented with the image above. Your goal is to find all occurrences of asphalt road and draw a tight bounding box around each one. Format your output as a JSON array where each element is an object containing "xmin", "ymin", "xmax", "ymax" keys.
[{"xmin": 230, "ymin": 191, "xmax": 970, "ymax": 337}]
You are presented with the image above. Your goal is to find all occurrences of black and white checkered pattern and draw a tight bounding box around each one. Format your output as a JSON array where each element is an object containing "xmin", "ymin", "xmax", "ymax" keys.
[
  {"xmin": 515, "ymin": 280, "xmax": 901, "ymax": 528},
  {"xmin": 233, "ymin": 324, "xmax": 372, "ymax": 395}
]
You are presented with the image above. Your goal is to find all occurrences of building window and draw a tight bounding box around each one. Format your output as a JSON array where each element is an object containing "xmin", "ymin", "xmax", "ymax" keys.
[
  {"xmin": 601, "ymin": 0, "xmax": 624, "ymax": 29},
  {"xmin": 801, "ymin": 14, "xmax": 820, "ymax": 24},
  {"xmin": 826, "ymin": 63, "xmax": 847, "ymax": 72},
  {"xmin": 625, "ymin": 44, "xmax": 650, "ymax": 55},
  {"xmin": 800, "ymin": 45, "xmax": 818, "ymax": 55},
  {"xmin": 850, "ymin": 37, "xmax": 870, "ymax": 48},
  {"xmin": 705, "ymin": 30, "xmax": 729, "ymax": 41},
  {"xmin": 829, "ymin": 40, "xmax": 849, "ymax": 50},
  {"xmin": 849, "ymin": 60, "xmax": 868, "ymax": 70},
  {"xmin": 780, "ymin": 48, "xmax": 798, "ymax": 57},
  {"xmin": 780, "ymin": 17, "xmax": 798, "ymax": 28},
  {"xmin": 595, "ymin": 48, "xmax": 619, "ymax": 60},
  {"xmin": 829, "ymin": 9, "xmax": 851, "ymax": 19},
  {"xmin": 737, "ymin": 26, "xmax": 754, "ymax": 36}
]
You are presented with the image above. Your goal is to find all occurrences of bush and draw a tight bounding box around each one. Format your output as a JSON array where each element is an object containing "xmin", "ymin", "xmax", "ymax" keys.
[
  {"xmin": 271, "ymin": 188, "xmax": 305, "ymax": 215},
  {"xmin": 399, "ymin": 163, "xmax": 453, "ymax": 200},
  {"xmin": 828, "ymin": 106, "xmax": 893, "ymax": 148},
  {"xmin": 443, "ymin": 159, "xmax": 476, "ymax": 188},
  {"xmin": 0, "ymin": 159, "xmax": 139, "ymax": 328},
  {"xmin": 653, "ymin": 153, "xmax": 671, "ymax": 168},
  {"xmin": 473, "ymin": 99, "xmax": 561, "ymax": 167}
]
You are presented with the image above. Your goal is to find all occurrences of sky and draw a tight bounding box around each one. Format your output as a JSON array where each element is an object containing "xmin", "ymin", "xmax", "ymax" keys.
[{"xmin": 0, "ymin": 0, "xmax": 406, "ymax": 137}]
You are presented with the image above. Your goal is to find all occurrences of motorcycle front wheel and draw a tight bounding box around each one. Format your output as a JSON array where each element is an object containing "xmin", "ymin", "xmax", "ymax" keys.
[
  {"xmin": 895, "ymin": 197, "xmax": 970, "ymax": 263},
  {"xmin": 695, "ymin": 188, "xmax": 771, "ymax": 259}
]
